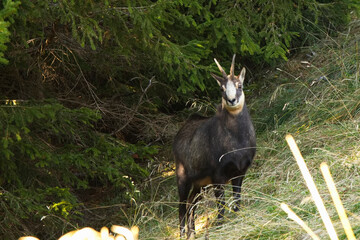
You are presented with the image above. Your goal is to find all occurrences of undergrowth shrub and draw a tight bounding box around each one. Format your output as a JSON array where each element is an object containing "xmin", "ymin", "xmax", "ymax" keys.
[{"xmin": 0, "ymin": 100, "xmax": 157, "ymax": 239}]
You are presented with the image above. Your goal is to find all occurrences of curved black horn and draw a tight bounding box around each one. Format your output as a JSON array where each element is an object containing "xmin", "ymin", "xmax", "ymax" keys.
[
  {"xmin": 230, "ymin": 54, "xmax": 236, "ymax": 78},
  {"xmin": 214, "ymin": 58, "xmax": 227, "ymax": 78}
]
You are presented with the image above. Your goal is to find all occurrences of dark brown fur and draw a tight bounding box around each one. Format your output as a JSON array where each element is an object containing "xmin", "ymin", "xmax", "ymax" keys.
[
  {"xmin": 174, "ymin": 55, "xmax": 256, "ymax": 239},
  {"xmin": 173, "ymin": 102, "xmax": 256, "ymax": 238}
]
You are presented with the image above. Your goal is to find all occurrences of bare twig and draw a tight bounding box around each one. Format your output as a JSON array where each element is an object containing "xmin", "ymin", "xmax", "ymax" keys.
[{"xmin": 112, "ymin": 76, "xmax": 154, "ymax": 135}]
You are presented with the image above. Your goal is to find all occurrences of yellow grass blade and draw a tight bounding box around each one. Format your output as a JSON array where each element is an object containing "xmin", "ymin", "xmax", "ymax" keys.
[
  {"xmin": 320, "ymin": 162, "xmax": 356, "ymax": 240},
  {"xmin": 280, "ymin": 203, "xmax": 320, "ymax": 240}
]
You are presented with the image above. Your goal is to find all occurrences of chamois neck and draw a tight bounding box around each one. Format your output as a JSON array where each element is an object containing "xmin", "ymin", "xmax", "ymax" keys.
[
  {"xmin": 215, "ymin": 102, "xmax": 247, "ymax": 134},
  {"xmin": 221, "ymin": 92, "xmax": 245, "ymax": 116}
]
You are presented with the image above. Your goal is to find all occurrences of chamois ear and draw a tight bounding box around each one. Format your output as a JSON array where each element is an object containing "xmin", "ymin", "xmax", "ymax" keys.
[
  {"xmin": 211, "ymin": 73, "xmax": 224, "ymax": 86},
  {"xmin": 239, "ymin": 67, "xmax": 246, "ymax": 85}
]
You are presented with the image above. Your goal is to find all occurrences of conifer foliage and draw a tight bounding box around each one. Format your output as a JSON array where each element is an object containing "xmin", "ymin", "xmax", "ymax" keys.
[
  {"xmin": 0, "ymin": 0, "xmax": 19, "ymax": 64},
  {"xmin": 1, "ymin": 0, "xmax": 357, "ymax": 92}
]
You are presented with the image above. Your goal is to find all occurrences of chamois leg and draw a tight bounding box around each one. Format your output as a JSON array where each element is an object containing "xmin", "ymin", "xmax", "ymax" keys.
[
  {"xmin": 214, "ymin": 185, "xmax": 225, "ymax": 224},
  {"xmin": 187, "ymin": 187, "xmax": 201, "ymax": 240},
  {"xmin": 178, "ymin": 180, "xmax": 191, "ymax": 238},
  {"xmin": 231, "ymin": 175, "xmax": 244, "ymax": 212}
]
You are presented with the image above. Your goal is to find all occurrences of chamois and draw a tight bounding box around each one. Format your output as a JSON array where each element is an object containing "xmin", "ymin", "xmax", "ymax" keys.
[{"xmin": 173, "ymin": 55, "xmax": 256, "ymax": 239}]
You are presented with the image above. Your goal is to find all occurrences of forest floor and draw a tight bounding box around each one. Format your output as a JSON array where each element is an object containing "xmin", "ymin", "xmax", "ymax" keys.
[{"xmin": 132, "ymin": 18, "xmax": 360, "ymax": 239}]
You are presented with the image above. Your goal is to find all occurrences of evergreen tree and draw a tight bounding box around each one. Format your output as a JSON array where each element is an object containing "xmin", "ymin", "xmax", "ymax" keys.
[{"xmin": 0, "ymin": 0, "xmax": 19, "ymax": 64}]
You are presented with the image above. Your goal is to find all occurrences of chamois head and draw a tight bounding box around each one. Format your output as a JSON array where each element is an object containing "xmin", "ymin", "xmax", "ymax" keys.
[{"xmin": 211, "ymin": 54, "xmax": 246, "ymax": 114}]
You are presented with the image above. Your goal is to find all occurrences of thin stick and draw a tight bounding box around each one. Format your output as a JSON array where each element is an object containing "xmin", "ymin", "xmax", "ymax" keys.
[
  {"xmin": 280, "ymin": 203, "xmax": 320, "ymax": 240},
  {"xmin": 285, "ymin": 134, "xmax": 338, "ymax": 240},
  {"xmin": 320, "ymin": 162, "xmax": 356, "ymax": 240}
]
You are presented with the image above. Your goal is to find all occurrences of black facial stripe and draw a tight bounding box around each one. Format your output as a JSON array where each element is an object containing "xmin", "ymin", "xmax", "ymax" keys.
[
  {"xmin": 222, "ymin": 89, "xmax": 243, "ymax": 103},
  {"xmin": 236, "ymin": 89, "xmax": 242, "ymax": 99}
]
